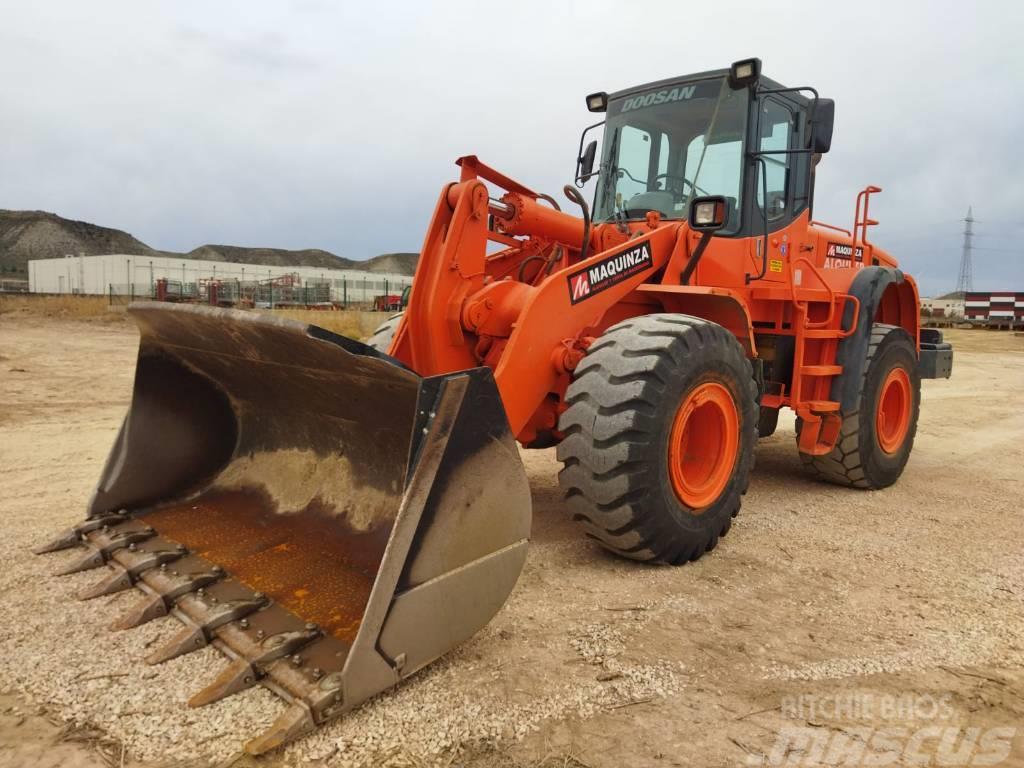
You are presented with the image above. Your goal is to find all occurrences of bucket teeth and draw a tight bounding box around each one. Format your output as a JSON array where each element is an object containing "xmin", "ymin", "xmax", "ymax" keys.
[
  {"xmin": 244, "ymin": 703, "xmax": 317, "ymax": 756},
  {"xmin": 189, "ymin": 627, "xmax": 320, "ymax": 707},
  {"xmin": 147, "ymin": 596, "xmax": 269, "ymax": 665},
  {"xmin": 33, "ymin": 529, "xmax": 86, "ymax": 555},
  {"xmin": 78, "ymin": 564, "xmax": 135, "ymax": 600},
  {"xmin": 56, "ymin": 547, "xmax": 109, "ymax": 575},
  {"xmin": 33, "ymin": 512, "xmax": 129, "ymax": 554},
  {"xmin": 111, "ymin": 568, "xmax": 224, "ymax": 631},
  {"xmin": 112, "ymin": 593, "xmax": 169, "ymax": 631},
  {"xmin": 54, "ymin": 528, "xmax": 156, "ymax": 576},
  {"xmin": 188, "ymin": 658, "xmax": 258, "ymax": 707},
  {"xmin": 79, "ymin": 548, "xmax": 188, "ymax": 601},
  {"xmin": 146, "ymin": 624, "xmax": 207, "ymax": 665}
]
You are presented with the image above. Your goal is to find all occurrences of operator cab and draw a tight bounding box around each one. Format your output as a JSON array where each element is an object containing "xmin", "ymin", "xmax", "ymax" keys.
[{"xmin": 577, "ymin": 59, "xmax": 834, "ymax": 239}]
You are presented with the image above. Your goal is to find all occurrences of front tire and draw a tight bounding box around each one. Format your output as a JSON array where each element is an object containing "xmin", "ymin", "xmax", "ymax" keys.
[
  {"xmin": 556, "ymin": 314, "xmax": 758, "ymax": 564},
  {"xmin": 797, "ymin": 323, "xmax": 920, "ymax": 489},
  {"xmin": 367, "ymin": 312, "xmax": 403, "ymax": 352}
]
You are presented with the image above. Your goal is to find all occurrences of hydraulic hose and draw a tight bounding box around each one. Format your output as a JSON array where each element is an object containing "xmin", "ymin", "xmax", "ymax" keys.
[
  {"xmin": 563, "ymin": 185, "xmax": 591, "ymax": 263},
  {"xmin": 545, "ymin": 245, "xmax": 563, "ymax": 275},
  {"xmin": 516, "ymin": 245, "xmax": 564, "ymax": 283},
  {"xmin": 517, "ymin": 255, "xmax": 547, "ymax": 283},
  {"xmin": 536, "ymin": 193, "xmax": 561, "ymax": 212}
]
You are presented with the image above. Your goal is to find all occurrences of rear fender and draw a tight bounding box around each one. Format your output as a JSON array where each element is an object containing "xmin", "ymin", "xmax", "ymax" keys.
[
  {"xmin": 831, "ymin": 267, "xmax": 918, "ymax": 411},
  {"xmin": 876, "ymin": 274, "xmax": 920, "ymax": 338}
]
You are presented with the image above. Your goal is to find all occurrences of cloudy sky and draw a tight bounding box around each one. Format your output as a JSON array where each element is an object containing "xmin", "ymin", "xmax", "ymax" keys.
[{"xmin": 2, "ymin": 0, "xmax": 1021, "ymax": 295}]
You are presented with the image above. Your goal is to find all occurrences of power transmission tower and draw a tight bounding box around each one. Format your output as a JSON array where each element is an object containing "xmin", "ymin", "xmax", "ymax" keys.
[{"xmin": 955, "ymin": 206, "xmax": 973, "ymax": 297}]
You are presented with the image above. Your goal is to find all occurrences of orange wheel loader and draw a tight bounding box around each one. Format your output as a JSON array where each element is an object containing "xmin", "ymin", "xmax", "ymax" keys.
[{"xmin": 38, "ymin": 58, "xmax": 953, "ymax": 753}]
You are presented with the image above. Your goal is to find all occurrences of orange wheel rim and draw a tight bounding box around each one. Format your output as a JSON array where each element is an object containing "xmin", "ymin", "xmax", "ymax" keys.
[
  {"xmin": 876, "ymin": 367, "xmax": 912, "ymax": 454},
  {"xmin": 668, "ymin": 382, "xmax": 739, "ymax": 510}
]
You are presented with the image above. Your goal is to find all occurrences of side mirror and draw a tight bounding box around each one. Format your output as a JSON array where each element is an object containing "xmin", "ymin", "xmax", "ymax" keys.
[
  {"xmin": 576, "ymin": 140, "xmax": 598, "ymax": 183},
  {"xmin": 809, "ymin": 98, "xmax": 835, "ymax": 154},
  {"xmin": 688, "ymin": 196, "xmax": 730, "ymax": 232}
]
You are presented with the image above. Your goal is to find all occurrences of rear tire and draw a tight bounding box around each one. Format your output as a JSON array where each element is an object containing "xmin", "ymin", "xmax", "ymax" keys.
[
  {"xmin": 757, "ymin": 406, "xmax": 780, "ymax": 438},
  {"xmin": 797, "ymin": 323, "xmax": 920, "ymax": 489},
  {"xmin": 367, "ymin": 312, "xmax": 403, "ymax": 352},
  {"xmin": 556, "ymin": 314, "xmax": 758, "ymax": 564}
]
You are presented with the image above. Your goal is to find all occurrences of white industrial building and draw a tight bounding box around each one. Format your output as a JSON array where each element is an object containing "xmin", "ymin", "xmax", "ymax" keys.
[
  {"xmin": 27, "ymin": 253, "xmax": 412, "ymax": 304},
  {"xmin": 919, "ymin": 297, "xmax": 964, "ymax": 318}
]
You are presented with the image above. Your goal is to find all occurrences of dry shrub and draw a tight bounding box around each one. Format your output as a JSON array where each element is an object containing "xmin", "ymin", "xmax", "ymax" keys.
[
  {"xmin": 0, "ymin": 294, "xmax": 124, "ymax": 321},
  {"xmin": 943, "ymin": 327, "xmax": 1024, "ymax": 355},
  {"xmin": 262, "ymin": 309, "xmax": 386, "ymax": 342},
  {"xmin": 0, "ymin": 296, "xmax": 391, "ymax": 340}
]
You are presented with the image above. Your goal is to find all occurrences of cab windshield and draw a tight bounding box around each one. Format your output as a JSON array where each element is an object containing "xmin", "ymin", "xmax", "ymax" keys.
[{"xmin": 594, "ymin": 77, "xmax": 748, "ymax": 232}]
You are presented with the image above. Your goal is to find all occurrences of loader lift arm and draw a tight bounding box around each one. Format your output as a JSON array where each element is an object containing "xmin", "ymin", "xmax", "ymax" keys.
[{"xmin": 389, "ymin": 155, "xmax": 701, "ymax": 444}]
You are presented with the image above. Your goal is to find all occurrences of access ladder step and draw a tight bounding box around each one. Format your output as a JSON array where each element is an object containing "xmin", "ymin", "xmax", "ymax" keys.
[
  {"xmin": 804, "ymin": 400, "xmax": 840, "ymax": 412},
  {"xmin": 801, "ymin": 329, "xmax": 846, "ymax": 339},
  {"xmin": 799, "ymin": 365, "xmax": 843, "ymax": 376}
]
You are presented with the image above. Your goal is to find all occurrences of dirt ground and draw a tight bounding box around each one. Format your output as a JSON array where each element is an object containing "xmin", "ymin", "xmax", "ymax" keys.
[{"xmin": 0, "ymin": 316, "xmax": 1022, "ymax": 768}]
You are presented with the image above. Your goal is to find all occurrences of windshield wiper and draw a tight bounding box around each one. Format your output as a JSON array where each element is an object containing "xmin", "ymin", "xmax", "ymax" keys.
[{"xmin": 600, "ymin": 127, "xmax": 621, "ymax": 215}]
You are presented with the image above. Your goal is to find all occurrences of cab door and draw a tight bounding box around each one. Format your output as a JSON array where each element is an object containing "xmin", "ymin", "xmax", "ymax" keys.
[{"xmin": 748, "ymin": 95, "xmax": 812, "ymax": 284}]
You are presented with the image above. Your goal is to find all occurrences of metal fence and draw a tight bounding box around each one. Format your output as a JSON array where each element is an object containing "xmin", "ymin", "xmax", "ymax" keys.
[
  {"xmin": 0, "ymin": 279, "xmax": 29, "ymax": 293},
  {"xmin": 107, "ymin": 273, "xmax": 409, "ymax": 310}
]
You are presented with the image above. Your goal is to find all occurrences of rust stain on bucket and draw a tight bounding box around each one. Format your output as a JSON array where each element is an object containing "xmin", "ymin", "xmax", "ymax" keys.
[{"xmin": 143, "ymin": 489, "xmax": 393, "ymax": 642}]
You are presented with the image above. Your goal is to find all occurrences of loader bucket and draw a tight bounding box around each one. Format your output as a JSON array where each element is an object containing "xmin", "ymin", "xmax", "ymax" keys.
[{"xmin": 36, "ymin": 303, "xmax": 531, "ymax": 754}]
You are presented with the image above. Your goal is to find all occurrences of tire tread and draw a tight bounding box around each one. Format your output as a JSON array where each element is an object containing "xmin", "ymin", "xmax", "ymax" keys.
[
  {"xmin": 366, "ymin": 313, "xmax": 404, "ymax": 351},
  {"xmin": 557, "ymin": 314, "xmax": 757, "ymax": 564},
  {"xmin": 797, "ymin": 323, "xmax": 917, "ymax": 489}
]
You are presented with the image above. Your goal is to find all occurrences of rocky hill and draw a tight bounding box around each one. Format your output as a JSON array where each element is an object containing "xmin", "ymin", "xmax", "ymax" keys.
[
  {"xmin": 357, "ymin": 252, "xmax": 418, "ymax": 276},
  {"xmin": 0, "ymin": 210, "xmax": 157, "ymax": 273},
  {"xmin": 183, "ymin": 244, "xmax": 354, "ymax": 270},
  {"xmin": 0, "ymin": 210, "xmax": 417, "ymax": 276}
]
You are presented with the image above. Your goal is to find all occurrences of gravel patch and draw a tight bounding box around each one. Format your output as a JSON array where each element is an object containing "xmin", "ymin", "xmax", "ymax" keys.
[
  {"xmin": 285, "ymin": 650, "xmax": 682, "ymax": 766},
  {"xmin": 0, "ymin": 529, "xmax": 281, "ymax": 764},
  {"xmin": 0, "ymin": 520, "xmax": 685, "ymax": 767},
  {"xmin": 3, "ymin": 320, "xmax": 1023, "ymax": 768}
]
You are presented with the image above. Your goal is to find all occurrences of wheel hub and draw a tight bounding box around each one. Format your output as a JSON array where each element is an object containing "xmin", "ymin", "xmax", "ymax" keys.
[
  {"xmin": 876, "ymin": 367, "xmax": 912, "ymax": 454},
  {"xmin": 668, "ymin": 381, "xmax": 739, "ymax": 510}
]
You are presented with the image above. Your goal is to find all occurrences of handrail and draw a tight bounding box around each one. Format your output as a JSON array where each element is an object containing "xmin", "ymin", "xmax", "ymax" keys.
[
  {"xmin": 809, "ymin": 220, "xmax": 852, "ymax": 236},
  {"xmin": 852, "ymin": 185, "xmax": 882, "ymax": 264},
  {"xmin": 838, "ymin": 295, "xmax": 860, "ymax": 338},
  {"xmin": 791, "ymin": 256, "xmax": 839, "ymax": 329},
  {"xmin": 745, "ymin": 157, "xmax": 771, "ymax": 284},
  {"xmin": 790, "ymin": 255, "xmax": 861, "ymax": 339}
]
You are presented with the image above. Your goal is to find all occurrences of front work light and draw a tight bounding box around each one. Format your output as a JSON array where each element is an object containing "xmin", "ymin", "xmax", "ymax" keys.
[
  {"xmin": 689, "ymin": 196, "xmax": 729, "ymax": 231},
  {"xmin": 728, "ymin": 58, "xmax": 762, "ymax": 89},
  {"xmin": 586, "ymin": 91, "xmax": 608, "ymax": 113}
]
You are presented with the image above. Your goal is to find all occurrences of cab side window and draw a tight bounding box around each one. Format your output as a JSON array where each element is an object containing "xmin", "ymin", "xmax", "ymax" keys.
[
  {"xmin": 616, "ymin": 125, "xmax": 654, "ymax": 201},
  {"xmin": 685, "ymin": 135, "xmax": 743, "ymax": 230},
  {"xmin": 756, "ymin": 99, "xmax": 794, "ymax": 222}
]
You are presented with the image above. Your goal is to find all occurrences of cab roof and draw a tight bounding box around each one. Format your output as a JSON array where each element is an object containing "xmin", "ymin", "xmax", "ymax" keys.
[{"xmin": 607, "ymin": 68, "xmax": 794, "ymax": 104}]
